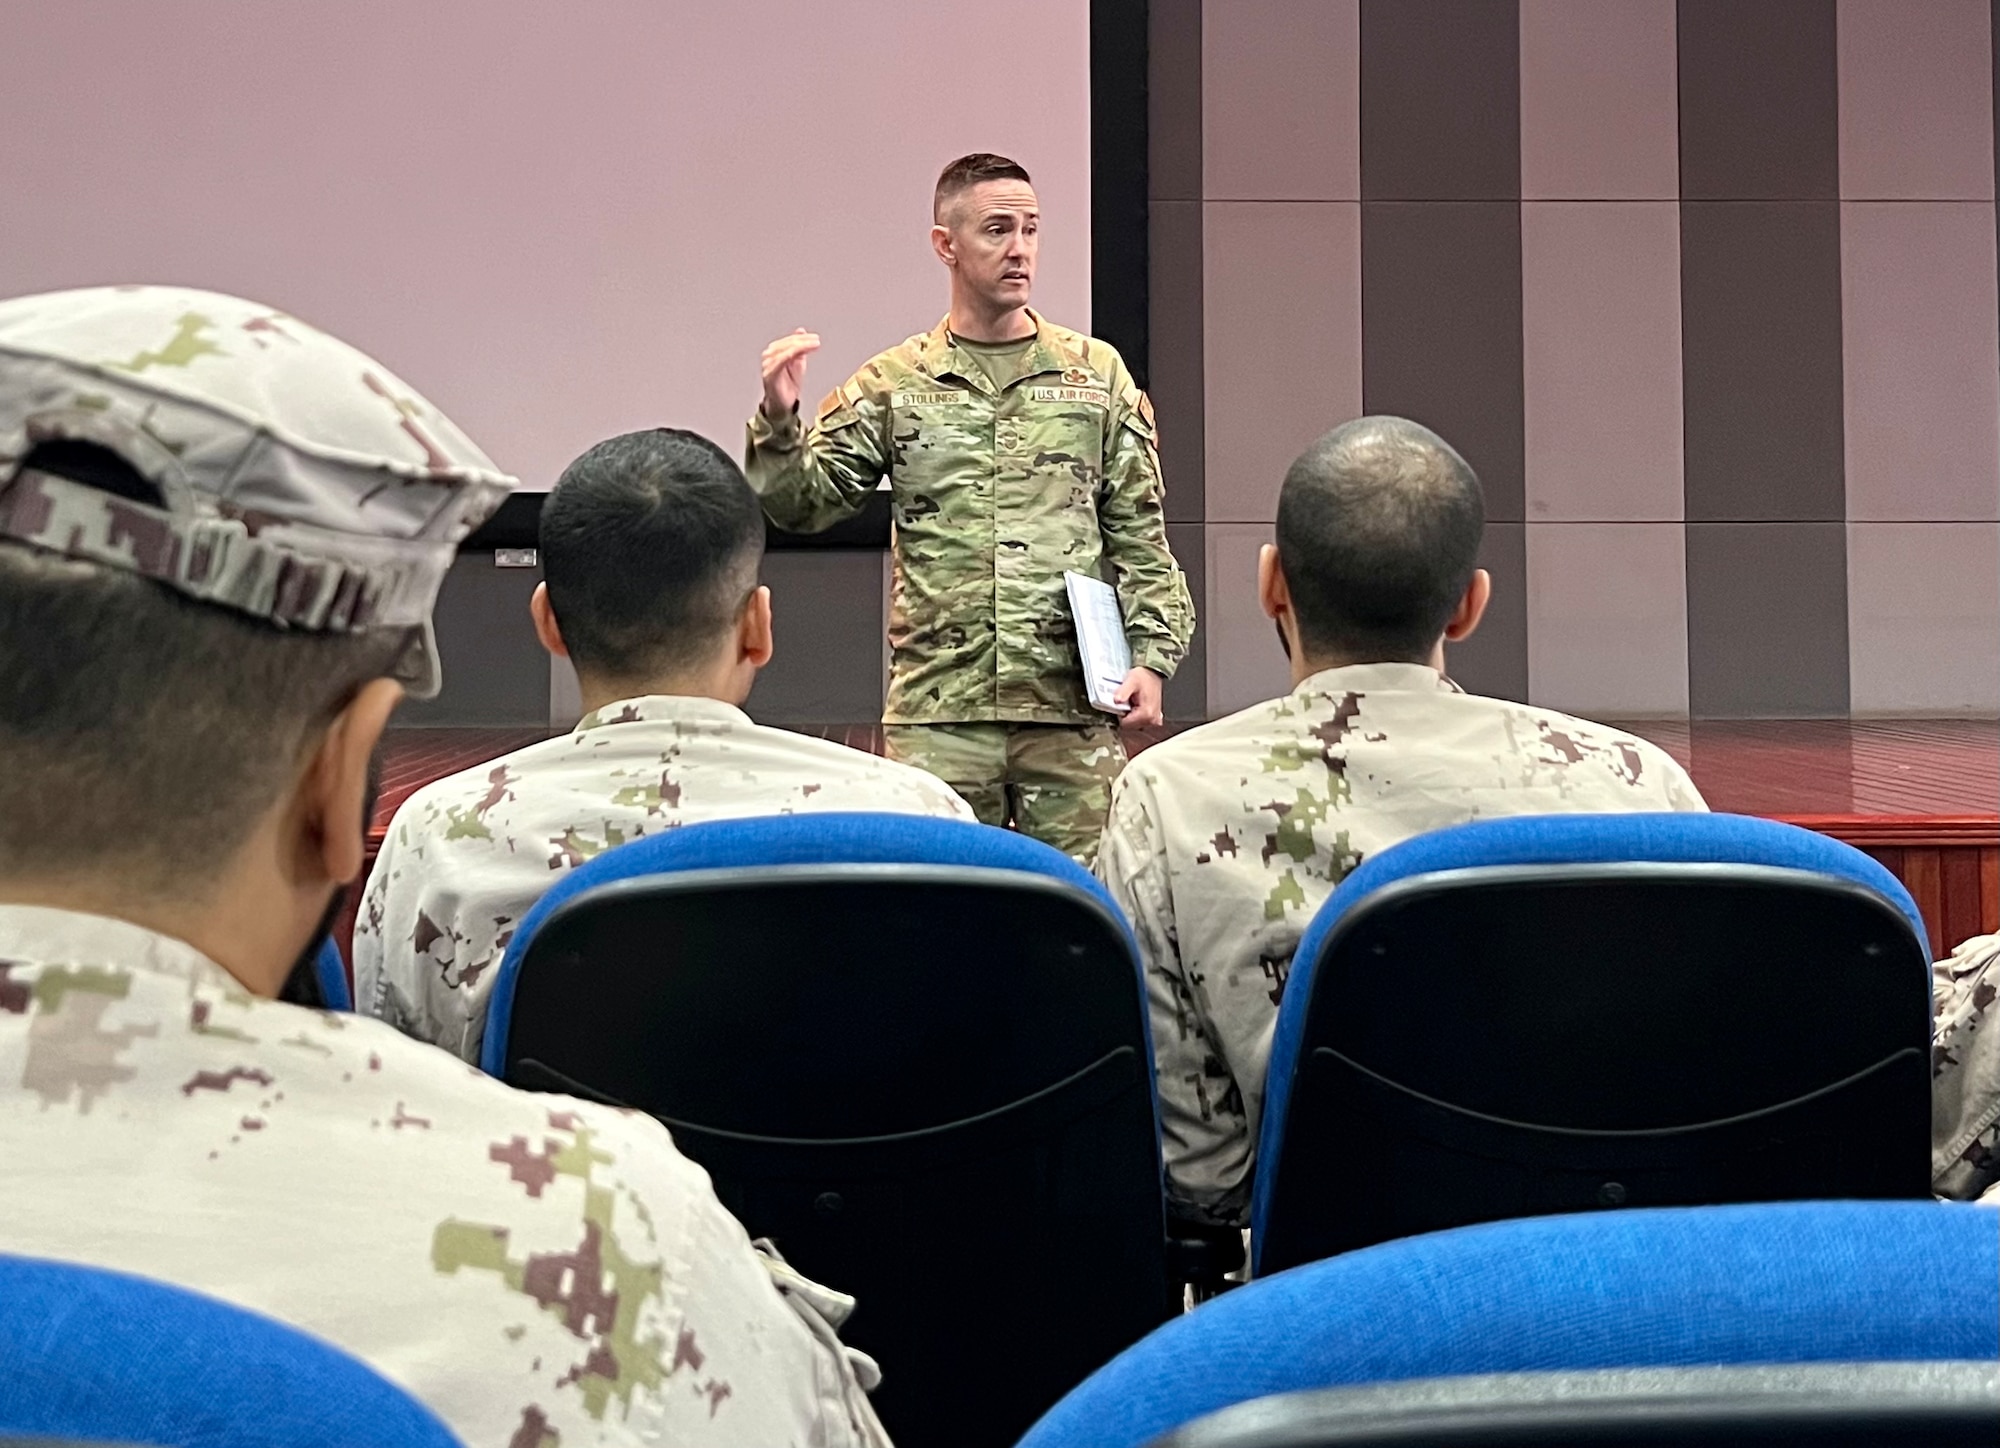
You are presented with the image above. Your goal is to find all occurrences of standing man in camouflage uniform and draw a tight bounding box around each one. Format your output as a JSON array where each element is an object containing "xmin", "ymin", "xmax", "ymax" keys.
[
  {"xmin": 1096, "ymin": 417, "xmax": 1708, "ymax": 1228},
  {"xmin": 747, "ymin": 153, "xmax": 1195, "ymax": 862},
  {"xmin": 0, "ymin": 287, "xmax": 888, "ymax": 1446}
]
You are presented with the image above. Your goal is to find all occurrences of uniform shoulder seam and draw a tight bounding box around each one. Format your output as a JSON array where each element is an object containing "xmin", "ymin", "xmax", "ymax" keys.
[{"xmin": 1055, "ymin": 324, "xmax": 1120, "ymax": 369}]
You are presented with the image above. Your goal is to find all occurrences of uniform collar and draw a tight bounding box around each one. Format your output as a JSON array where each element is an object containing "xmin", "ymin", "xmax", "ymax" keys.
[
  {"xmin": 920, "ymin": 309, "xmax": 1086, "ymax": 394},
  {"xmin": 0, "ymin": 903, "xmax": 241, "ymax": 991},
  {"xmin": 573, "ymin": 692, "xmax": 755, "ymax": 735},
  {"xmin": 1292, "ymin": 662, "xmax": 1465, "ymax": 699}
]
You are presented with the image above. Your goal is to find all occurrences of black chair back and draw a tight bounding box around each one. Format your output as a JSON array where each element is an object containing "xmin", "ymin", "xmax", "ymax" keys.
[
  {"xmin": 497, "ymin": 863, "xmax": 1178, "ymax": 1448},
  {"xmin": 1257, "ymin": 863, "xmax": 1931, "ymax": 1273}
]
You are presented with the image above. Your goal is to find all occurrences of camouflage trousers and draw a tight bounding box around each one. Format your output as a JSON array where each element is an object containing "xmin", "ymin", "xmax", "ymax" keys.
[{"xmin": 883, "ymin": 722, "xmax": 1126, "ymax": 865}]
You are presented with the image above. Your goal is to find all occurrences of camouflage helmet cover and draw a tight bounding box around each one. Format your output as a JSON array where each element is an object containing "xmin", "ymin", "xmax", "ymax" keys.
[{"xmin": 0, "ymin": 285, "xmax": 515, "ymax": 696}]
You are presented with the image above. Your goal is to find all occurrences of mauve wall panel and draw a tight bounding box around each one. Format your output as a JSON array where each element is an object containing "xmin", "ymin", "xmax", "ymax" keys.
[
  {"xmin": 1203, "ymin": 0, "xmax": 1359, "ymax": 200},
  {"xmin": 1838, "ymin": 0, "xmax": 1994, "ymax": 201},
  {"xmin": 1522, "ymin": 201, "xmax": 1685, "ymax": 521},
  {"xmin": 1205, "ymin": 201, "xmax": 1363, "ymax": 522},
  {"xmin": 1205, "ymin": 523, "xmax": 1291, "ymax": 717},
  {"xmin": 1520, "ymin": 0, "xmax": 1680, "ymax": 200},
  {"xmin": 1528, "ymin": 522, "xmax": 1690, "ymax": 717},
  {"xmin": 1847, "ymin": 522, "xmax": 2000, "ymax": 715},
  {"xmin": 1840, "ymin": 201, "xmax": 2000, "ymax": 521}
]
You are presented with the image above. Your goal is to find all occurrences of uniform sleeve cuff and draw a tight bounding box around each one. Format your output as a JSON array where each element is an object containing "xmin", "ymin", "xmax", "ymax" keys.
[
  {"xmin": 748, "ymin": 405, "xmax": 803, "ymax": 449},
  {"xmin": 1130, "ymin": 645, "xmax": 1179, "ymax": 681}
]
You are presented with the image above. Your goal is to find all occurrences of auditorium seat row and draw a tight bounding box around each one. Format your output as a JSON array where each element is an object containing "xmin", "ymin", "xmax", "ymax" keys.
[
  {"xmin": 14, "ymin": 809, "xmax": 1992, "ymax": 1447},
  {"xmin": 480, "ymin": 808, "xmax": 1944, "ymax": 1442},
  {"xmin": 5, "ymin": 1201, "xmax": 1994, "ymax": 1445}
]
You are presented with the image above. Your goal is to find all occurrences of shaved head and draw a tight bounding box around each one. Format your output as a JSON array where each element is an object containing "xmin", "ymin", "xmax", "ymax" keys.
[{"xmin": 1275, "ymin": 416, "xmax": 1485, "ymax": 662}]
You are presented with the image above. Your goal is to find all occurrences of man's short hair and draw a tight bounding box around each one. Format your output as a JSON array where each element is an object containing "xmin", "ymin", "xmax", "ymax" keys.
[
  {"xmin": 539, "ymin": 429, "xmax": 765, "ymax": 684},
  {"xmin": 934, "ymin": 153, "xmax": 1033, "ymax": 224},
  {"xmin": 0, "ymin": 443, "xmax": 409, "ymax": 892},
  {"xmin": 1274, "ymin": 416, "xmax": 1486, "ymax": 663}
]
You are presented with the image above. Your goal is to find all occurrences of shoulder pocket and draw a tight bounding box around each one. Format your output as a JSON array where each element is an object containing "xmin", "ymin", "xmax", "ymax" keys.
[
  {"xmin": 1118, "ymin": 388, "xmax": 1157, "ymax": 441},
  {"xmin": 814, "ymin": 382, "xmax": 870, "ymax": 433}
]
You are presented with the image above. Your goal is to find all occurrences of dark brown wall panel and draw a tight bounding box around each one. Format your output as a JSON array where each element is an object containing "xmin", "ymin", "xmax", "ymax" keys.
[
  {"xmin": 1686, "ymin": 523, "xmax": 1850, "ymax": 718},
  {"xmin": 1162, "ymin": 520, "xmax": 1208, "ymax": 720},
  {"xmin": 399, "ymin": 557, "xmax": 549, "ymax": 726},
  {"xmin": 1150, "ymin": 0, "xmax": 1203, "ymax": 202},
  {"xmin": 1361, "ymin": 201, "xmax": 1526, "ymax": 521},
  {"xmin": 1149, "ymin": 0, "xmax": 1204, "ymax": 523},
  {"xmin": 1360, "ymin": 0, "xmax": 1520, "ymax": 200},
  {"xmin": 1152, "ymin": 200, "xmax": 1206, "ymax": 523},
  {"xmin": 1446, "ymin": 521, "xmax": 1529, "ymax": 702},
  {"xmin": 751, "ymin": 551, "xmax": 888, "ymax": 724},
  {"xmin": 1678, "ymin": 0, "xmax": 1839, "ymax": 199},
  {"xmin": 1680, "ymin": 202, "xmax": 1847, "ymax": 522}
]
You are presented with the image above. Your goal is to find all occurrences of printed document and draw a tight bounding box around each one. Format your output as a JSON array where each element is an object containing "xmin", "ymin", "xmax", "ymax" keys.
[{"xmin": 1064, "ymin": 571, "xmax": 1133, "ymax": 714}]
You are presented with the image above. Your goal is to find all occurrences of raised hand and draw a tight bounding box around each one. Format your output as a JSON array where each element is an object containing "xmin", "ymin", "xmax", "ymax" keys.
[{"xmin": 760, "ymin": 328, "xmax": 822, "ymax": 419}]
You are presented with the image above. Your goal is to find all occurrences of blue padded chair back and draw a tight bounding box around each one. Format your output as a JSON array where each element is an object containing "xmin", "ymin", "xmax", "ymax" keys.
[
  {"xmin": 1017, "ymin": 1200, "xmax": 2000, "ymax": 1448},
  {"xmin": 1254, "ymin": 813, "xmax": 1932, "ymax": 1273},
  {"xmin": 0, "ymin": 1254, "xmax": 460, "ymax": 1448},
  {"xmin": 484, "ymin": 812, "xmax": 1174, "ymax": 1448},
  {"xmin": 313, "ymin": 937, "xmax": 352, "ymax": 1011}
]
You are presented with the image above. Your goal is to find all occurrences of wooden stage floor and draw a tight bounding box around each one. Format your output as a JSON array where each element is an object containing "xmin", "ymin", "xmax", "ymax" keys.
[{"xmin": 371, "ymin": 718, "xmax": 1999, "ymax": 954}]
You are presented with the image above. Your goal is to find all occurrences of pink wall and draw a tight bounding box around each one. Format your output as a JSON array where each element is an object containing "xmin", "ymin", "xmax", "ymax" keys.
[{"xmin": 1, "ymin": 1, "xmax": 1091, "ymax": 489}]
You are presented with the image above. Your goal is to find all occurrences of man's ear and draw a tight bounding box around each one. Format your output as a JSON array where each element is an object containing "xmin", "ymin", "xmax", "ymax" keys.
[
  {"xmin": 930, "ymin": 223, "xmax": 957, "ymax": 268},
  {"xmin": 299, "ymin": 677, "xmax": 402, "ymax": 889},
  {"xmin": 529, "ymin": 582, "xmax": 569, "ymax": 659},
  {"xmin": 739, "ymin": 585, "xmax": 774, "ymax": 669},
  {"xmin": 1444, "ymin": 568, "xmax": 1492, "ymax": 643},
  {"xmin": 1258, "ymin": 543, "xmax": 1290, "ymax": 621}
]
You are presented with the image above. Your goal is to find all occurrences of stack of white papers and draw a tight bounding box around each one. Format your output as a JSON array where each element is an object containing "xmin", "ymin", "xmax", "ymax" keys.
[{"xmin": 1064, "ymin": 570, "xmax": 1133, "ymax": 714}]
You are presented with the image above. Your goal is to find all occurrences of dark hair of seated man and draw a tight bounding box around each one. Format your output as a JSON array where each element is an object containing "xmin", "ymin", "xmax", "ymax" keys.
[
  {"xmin": 531, "ymin": 428, "xmax": 773, "ymax": 718},
  {"xmin": 0, "ymin": 441, "xmax": 402, "ymax": 997},
  {"xmin": 1266, "ymin": 415, "xmax": 1489, "ymax": 673}
]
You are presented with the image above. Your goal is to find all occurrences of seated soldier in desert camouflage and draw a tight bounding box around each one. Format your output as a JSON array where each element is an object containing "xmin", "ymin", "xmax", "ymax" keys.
[
  {"xmin": 1931, "ymin": 932, "xmax": 2000, "ymax": 1205},
  {"xmin": 1096, "ymin": 416, "xmax": 1710, "ymax": 1230},
  {"xmin": 356, "ymin": 428, "xmax": 972, "ymax": 1064},
  {"xmin": 0, "ymin": 288, "xmax": 890, "ymax": 1447}
]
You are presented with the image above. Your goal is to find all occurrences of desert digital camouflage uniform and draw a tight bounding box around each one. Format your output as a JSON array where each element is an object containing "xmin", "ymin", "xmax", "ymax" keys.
[
  {"xmin": 0, "ymin": 288, "xmax": 890, "ymax": 1442},
  {"xmin": 1094, "ymin": 663, "xmax": 1710, "ymax": 1227},
  {"xmin": 745, "ymin": 310, "xmax": 1195, "ymax": 857},
  {"xmin": 357, "ymin": 694, "xmax": 975, "ymax": 1064},
  {"xmin": 1931, "ymin": 932, "xmax": 2000, "ymax": 1205},
  {"xmin": 0, "ymin": 905, "xmax": 890, "ymax": 1448}
]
